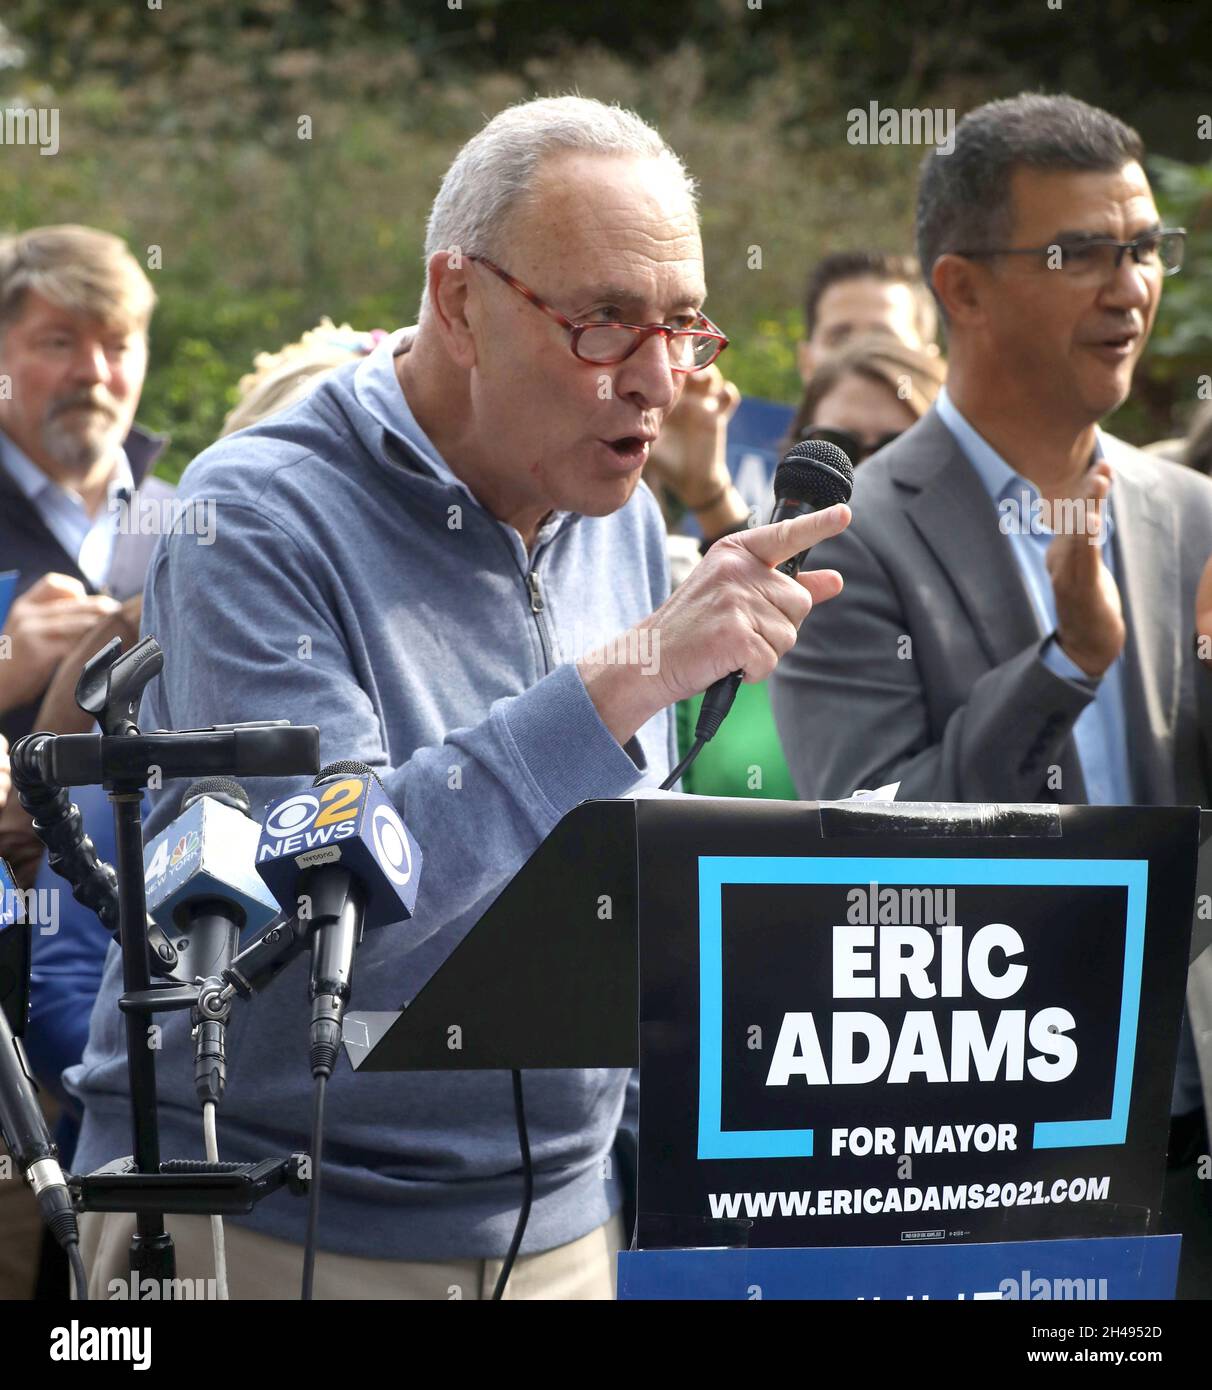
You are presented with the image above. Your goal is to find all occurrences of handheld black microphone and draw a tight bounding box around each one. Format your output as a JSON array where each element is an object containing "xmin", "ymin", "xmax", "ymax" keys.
[
  {"xmin": 690, "ymin": 439, "xmax": 854, "ymax": 743},
  {"xmin": 255, "ymin": 761, "xmax": 421, "ymax": 1078},
  {"xmin": 0, "ymin": 861, "xmax": 80, "ymax": 1259},
  {"xmin": 766, "ymin": 438, "xmax": 854, "ymax": 578}
]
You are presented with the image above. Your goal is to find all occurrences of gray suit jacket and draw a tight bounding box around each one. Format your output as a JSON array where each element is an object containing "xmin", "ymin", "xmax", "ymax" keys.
[
  {"xmin": 770, "ymin": 404, "xmax": 1212, "ymax": 1116},
  {"xmin": 772, "ymin": 405, "xmax": 1212, "ymax": 806}
]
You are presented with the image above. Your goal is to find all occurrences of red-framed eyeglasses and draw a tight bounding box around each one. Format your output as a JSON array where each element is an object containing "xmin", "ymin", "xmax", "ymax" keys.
[{"xmin": 467, "ymin": 254, "xmax": 729, "ymax": 372}]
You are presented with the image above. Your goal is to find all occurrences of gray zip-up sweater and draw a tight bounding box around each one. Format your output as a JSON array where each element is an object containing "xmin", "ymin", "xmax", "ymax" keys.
[{"xmin": 66, "ymin": 330, "xmax": 674, "ymax": 1260}]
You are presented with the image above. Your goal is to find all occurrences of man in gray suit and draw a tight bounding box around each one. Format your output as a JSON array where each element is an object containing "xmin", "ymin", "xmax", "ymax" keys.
[{"xmin": 770, "ymin": 93, "xmax": 1211, "ymax": 1286}]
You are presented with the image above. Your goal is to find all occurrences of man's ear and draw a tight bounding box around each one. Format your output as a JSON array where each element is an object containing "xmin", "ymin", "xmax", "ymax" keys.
[
  {"xmin": 796, "ymin": 339, "xmax": 814, "ymax": 386},
  {"xmin": 426, "ymin": 250, "xmax": 477, "ymax": 369},
  {"xmin": 931, "ymin": 253, "xmax": 987, "ymax": 329}
]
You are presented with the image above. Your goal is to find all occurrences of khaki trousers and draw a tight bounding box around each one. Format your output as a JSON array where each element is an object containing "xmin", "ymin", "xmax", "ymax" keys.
[{"xmin": 78, "ymin": 1207, "xmax": 625, "ymax": 1301}]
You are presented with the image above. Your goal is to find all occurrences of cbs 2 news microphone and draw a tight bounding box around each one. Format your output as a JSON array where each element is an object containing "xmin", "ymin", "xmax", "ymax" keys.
[{"xmin": 255, "ymin": 764, "xmax": 422, "ymax": 1077}]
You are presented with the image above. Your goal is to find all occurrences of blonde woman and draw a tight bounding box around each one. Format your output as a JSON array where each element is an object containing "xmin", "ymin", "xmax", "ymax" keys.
[{"xmin": 221, "ymin": 319, "xmax": 386, "ymax": 435}]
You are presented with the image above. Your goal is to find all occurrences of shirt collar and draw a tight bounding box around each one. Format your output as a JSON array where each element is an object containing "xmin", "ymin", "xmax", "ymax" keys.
[
  {"xmin": 353, "ymin": 327, "xmax": 460, "ymax": 487},
  {"xmin": 352, "ymin": 326, "xmax": 574, "ymax": 543},
  {"xmin": 0, "ymin": 430, "xmax": 55, "ymax": 503},
  {"xmin": 0, "ymin": 429, "xmax": 133, "ymax": 512},
  {"xmin": 936, "ymin": 384, "xmax": 1106, "ymax": 501}
]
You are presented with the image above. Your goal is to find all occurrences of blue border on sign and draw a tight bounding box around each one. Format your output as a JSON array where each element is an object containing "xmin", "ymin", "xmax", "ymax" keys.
[
  {"xmin": 618, "ymin": 1234, "xmax": 1180, "ymax": 1301},
  {"xmin": 697, "ymin": 856, "xmax": 1147, "ymax": 1161}
]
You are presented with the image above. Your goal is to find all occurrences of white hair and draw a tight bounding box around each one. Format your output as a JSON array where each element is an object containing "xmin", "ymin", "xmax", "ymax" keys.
[{"xmin": 420, "ymin": 95, "xmax": 698, "ymax": 318}]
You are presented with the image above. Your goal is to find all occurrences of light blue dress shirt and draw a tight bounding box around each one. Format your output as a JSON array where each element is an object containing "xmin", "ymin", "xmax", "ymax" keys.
[
  {"xmin": 0, "ymin": 433, "xmax": 133, "ymax": 591},
  {"xmin": 936, "ymin": 391, "xmax": 1205, "ymax": 1118},
  {"xmin": 935, "ymin": 386, "xmax": 1133, "ymax": 806}
]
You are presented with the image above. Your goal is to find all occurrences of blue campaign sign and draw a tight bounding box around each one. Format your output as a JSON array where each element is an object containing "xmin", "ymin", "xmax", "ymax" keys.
[
  {"xmin": 617, "ymin": 1235, "xmax": 1180, "ymax": 1301},
  {"xmin": 725, "ymin": 396, "xmax": 794, "ymax": 515},
  {"xmin": 677, "ymin": 397, "xmax": 796, "ymax": 538},
  {"xmin": 696, "ymin": 856, "xmax": 1148, "ymax": 1162},
  {"xmin": 634, "ymin": 800, "xmax": 1196, "ymax": 1251}
]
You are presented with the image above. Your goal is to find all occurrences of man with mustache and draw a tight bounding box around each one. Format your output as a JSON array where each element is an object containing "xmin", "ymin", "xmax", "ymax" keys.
[
  {"xmin": 0, "ymin": 225, "xmax": 173, "ymax": 748},
  {"xmin": 0, "ymin": 225, "xmax": 172, "ymax": 1301}
]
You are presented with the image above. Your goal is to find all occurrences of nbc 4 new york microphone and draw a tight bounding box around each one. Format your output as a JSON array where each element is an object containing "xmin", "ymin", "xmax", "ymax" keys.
[
  {"xmin": 144, "ymin": 776, "xmax": 282, "ymax": 966},
  {"xmin": 143, "ymin": 776, "xmax": 282, "ymax": 1105},
  {"xmin": 255, "ymin": 762, "xmax": 422, "ymax": 1077}
]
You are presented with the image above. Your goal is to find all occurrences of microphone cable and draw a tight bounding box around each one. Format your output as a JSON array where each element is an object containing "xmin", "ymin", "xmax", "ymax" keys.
[
  {"xmin": 67, "ymin": 1240, "xmax": 89, "ymax": 1301},
  {"xmin": 661, "ymin": 738, "xmax": 707, "ymax": 792},
  {"xmin": 177, "ymin": 775, "xmax": 257, "ymax": 1303},
  {"xmin": 492, "ymin": 1069, "xmax": 533, "ymax": 1300},
  {"xmin": 658, "ymin": 668, "xmax": 743, "ymax": 789},
  {"xmin": 290, "ymin": 1073, "xmax": 532, "ymax": 1300},
  {"xmin": 659, "ymin": 669, "xmax": 740, "ymax": 789},
  {"xmin": 301, "ymin": 1069, "xmax": 328, "ymax": 1301},
  {"xmin": 202, "ymin": 1101, "xmax": 230, "ymax": 1299},
  {"xmin": 290, "ymin": 760, "xmax": 418, "ymax": 1300}
]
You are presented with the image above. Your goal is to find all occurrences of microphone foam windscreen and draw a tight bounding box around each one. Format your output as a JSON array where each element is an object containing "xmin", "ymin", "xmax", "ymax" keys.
[
  {"xmin": 777, "ymin": 439, "xmax": 855, "ymax": 509},
  {"xmin": 182, "ymin": 776, "xmax": 250, "ymax": 816}
]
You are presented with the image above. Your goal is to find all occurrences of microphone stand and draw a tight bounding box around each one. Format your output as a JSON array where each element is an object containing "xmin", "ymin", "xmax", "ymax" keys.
[
  {"xmin": 10, "ymin": 636, "xmax": 320, "ymax": 1295},
  {"xmin": 113, "ymin": 784, "xmax": 172, "ymax": 1283}
]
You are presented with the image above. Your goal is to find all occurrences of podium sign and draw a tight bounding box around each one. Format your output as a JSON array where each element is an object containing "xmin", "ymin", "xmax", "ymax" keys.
[
  {"xmin": 618, "ymin": 1234, "xmax": 1181, "ymax": 1300},
  {"xmin": 635, "ymin": 800, "xmax": 1198, "ymax": 1251}
]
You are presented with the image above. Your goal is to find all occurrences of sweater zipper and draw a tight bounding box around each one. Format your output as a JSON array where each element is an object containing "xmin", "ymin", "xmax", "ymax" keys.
[{"xmin": 526, "ymin": 567, "xmax": 554, "ymax": 672}]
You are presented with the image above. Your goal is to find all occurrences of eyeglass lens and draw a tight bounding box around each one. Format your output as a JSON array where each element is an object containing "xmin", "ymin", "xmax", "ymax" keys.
[
  {"xmin": 575, "ymin": 324, "xmax": 719, "ymax": 367},
  {"xmin": 1059, "ymin": 232, "xmax": 1184, "ymax": 275}
]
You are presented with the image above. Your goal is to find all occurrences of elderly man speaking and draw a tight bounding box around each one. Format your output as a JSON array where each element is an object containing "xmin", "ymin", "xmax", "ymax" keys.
[{"xmin": 66, "ymin": 96, "xmax": 848, "ymax": 1299}]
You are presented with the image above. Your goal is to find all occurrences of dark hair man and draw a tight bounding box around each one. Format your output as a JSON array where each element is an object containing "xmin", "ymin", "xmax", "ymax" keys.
[
  {"xmin": 770, "ymin": 93, "xmax": 1209, "ymax": 1288},
  {"xmin": 797, "ymin": 250, "xmax": 939, "ymax": 384}
]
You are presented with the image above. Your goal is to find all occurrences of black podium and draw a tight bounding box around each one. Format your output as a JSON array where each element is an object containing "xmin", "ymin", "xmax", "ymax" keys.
[
  {"xmin": 346, "ymin": 798, "xmax": 638, "ymax": 1073},
  {"xmin": 348, "ymin": 795, "xmax": 1202, "ymax": 1297}
]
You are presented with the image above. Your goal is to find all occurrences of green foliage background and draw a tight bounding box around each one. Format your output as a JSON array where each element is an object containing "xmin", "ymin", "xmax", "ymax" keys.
[{"xmin": 1, "ymin": 1, "xmax": 1209, "ymax": 480}]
